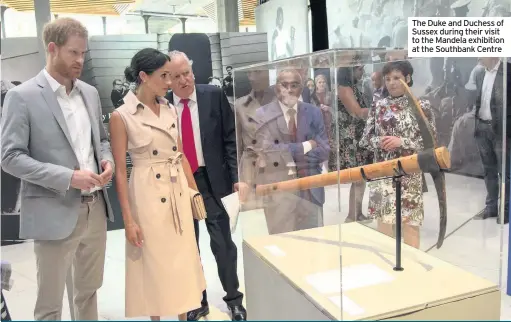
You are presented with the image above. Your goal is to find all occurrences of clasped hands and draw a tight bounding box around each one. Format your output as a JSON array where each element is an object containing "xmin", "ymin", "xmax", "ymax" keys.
[
  {"xmin": 70, "ymin": 160, "xmax": 113, "ymax": 191},
  {"xmin": 380, "ymin": 136, "xmax": 402, "ymax": 151}
]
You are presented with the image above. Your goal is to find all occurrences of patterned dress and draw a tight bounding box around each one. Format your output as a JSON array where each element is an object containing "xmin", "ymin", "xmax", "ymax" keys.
[
  {"xmin": 359, "ymin": 95, "xmax": 436, "ymax": 226},
  {"xmin": 329, "ymin": 68, "xmax": 373, "ymax": 171}
]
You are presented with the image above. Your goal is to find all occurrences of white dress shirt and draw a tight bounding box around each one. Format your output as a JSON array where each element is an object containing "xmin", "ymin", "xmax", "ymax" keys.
[
  {"xmin": 43, "ymin": 69, "xmax": 99, "ymax": 194},
  {"xmin": 173, "ymin": 89, "xmax": 206, "ymax": 167},
  {"xmin": 277, "ymin": 100, "xmax": 312, "ymax": 154},
  {"xmin": 479, "ymin": 60, "xmax": 501, "ymax": 121}
]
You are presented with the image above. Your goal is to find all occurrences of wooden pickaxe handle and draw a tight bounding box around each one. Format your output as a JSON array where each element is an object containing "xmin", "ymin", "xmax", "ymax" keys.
[{"xmin": 255, "ymin": 146, "xmax": 451, "ymax": 196}]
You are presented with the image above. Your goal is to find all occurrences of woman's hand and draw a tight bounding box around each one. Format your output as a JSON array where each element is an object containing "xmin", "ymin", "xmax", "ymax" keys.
[
  {"xmin": 125, "ymin": 222, "xmax": 144, "ymax": 247},
  {"xmin": 380, "ymin": 136, "xmax": 402, "ymax": 151}
]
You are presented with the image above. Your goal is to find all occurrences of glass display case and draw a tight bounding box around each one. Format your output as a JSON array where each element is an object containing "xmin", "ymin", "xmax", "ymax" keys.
[{"xmin": 232, "ymin": 48, "xmax": 507, "ymax": 320}]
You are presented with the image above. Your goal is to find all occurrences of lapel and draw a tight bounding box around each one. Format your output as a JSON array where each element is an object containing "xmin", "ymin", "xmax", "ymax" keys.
[
  {"xmin": 267, "ymin": 101, "xmax": 288, "ymax": 136},
  {"xmin": 131, "ymin": 94, "xmax": 172, "ymax": 135},
  {"xmin": 195, "ymin": 85, "xmax": 209, "ymax": 145},
  {"xmin": 168, "ymin": 86, "xmax": 209, "ymax": 144},
  {"xmin": 36, "ymin": 71, "xmax": 74, "ymax": 149},
  {"xmin": 296, "ymin": 101, "xmax": 308, "ymax": 141}
]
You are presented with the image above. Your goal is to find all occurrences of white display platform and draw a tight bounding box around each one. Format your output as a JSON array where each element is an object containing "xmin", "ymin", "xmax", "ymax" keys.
[{"xmin": 242, "ymin": 223, "xmax": 500, "ymax": 320}]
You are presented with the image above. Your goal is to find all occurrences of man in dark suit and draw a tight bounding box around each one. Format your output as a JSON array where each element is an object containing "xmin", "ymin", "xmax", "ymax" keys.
[
  {"xmin": 254, "ymin": 68, "xmax": 330, "ymax": 234},
  {"xmin": 473, "ymin": 57, "xmax": 510, "ymax": 224},
  {"xmin": 165, "ymin": 50, "xmax": 247, "ymax": 321}
]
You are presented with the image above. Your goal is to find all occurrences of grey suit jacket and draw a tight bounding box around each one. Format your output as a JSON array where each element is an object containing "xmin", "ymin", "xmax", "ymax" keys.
[{"xmin": 1, "ymin": 70, "xmax": 115, "ymax": 241}]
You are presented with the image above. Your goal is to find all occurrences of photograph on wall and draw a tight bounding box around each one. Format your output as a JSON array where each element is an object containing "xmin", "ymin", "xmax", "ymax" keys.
[
  {"xmin": 255, "ymin": 0, "xmax": 309, "ymax": 62},
  {"xmin": 325, "ymin": 0, "xmax": 511, "ymax": 178}
]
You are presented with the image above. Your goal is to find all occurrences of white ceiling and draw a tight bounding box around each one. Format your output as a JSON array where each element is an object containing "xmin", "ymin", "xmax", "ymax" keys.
[
  {"xmin": 131, "ymin": 0, "xmax": 213, "ymax": 16},
  {"xmin": 123, "ymin": 0, "xmax": 216, "ymax": 33}
]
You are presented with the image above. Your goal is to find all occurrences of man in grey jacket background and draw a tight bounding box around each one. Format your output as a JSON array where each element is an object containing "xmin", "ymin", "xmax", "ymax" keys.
[{"xmin": 1, "ymin": 17, "xmax": 114, "ymax": 320}]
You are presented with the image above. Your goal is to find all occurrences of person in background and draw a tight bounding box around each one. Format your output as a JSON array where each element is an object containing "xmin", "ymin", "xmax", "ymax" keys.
[
  {"xmin": 360, "ymin": 60, "xmax": 436, "ymax": 249},
  {"xmin": 310, "ymin": 74, "xmax": 333, "ymax": 147},
  {"xmin": 371, "ymin": 71, "xmax": 384, "ymax": 103},
  {"xmin": 235, "ymin": 69, "xmax": 274, "ymax": 211},
  {"xmin": 109, "ymin": 48, "xmax": 206, "ymax": 321},
  {"xmin": 330, "ymin": 54, "xmax": 372, "ymax": 223},
  {"xmin": 111, "ymin": 79, "xmax": 127, "ymax": 108},
  {"xmin": 1, "ymin": 17, "xmax": 114, "ymax": 320},
  {"xmin": 306, "ymin": 78, "xmax": 315, "ymax": 94},
  {"xmin": 165, "ymin": 50, "xmax": 247, "ymax": 321},
  {"xmin": 473, "ymin": 57, "xmax": 509, "ymax": 224},
  {"xmin": 255, "ymin": 68, "xmax": 329, "ymax": 234},
  {"xmin": 208, "ymin": 76, "xmax": 222, "ymax": 88},
  {"xmin": 223, "ymin": 65, "xmax": 234, "ymax": 98}
]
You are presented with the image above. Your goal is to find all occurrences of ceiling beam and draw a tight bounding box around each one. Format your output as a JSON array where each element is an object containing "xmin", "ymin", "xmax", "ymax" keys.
[
  {"xmin": 127, "ymin": 10, "xmax": 210, "ymax": 19},
  {"xmin": 0, "ymin": 0, "xmax": 135, "ymax": 15}
]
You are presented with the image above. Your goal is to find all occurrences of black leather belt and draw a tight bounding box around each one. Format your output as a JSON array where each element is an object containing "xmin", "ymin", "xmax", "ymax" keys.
[{"xmin": 81, "ymin": 191, "xmax": 100, "ymax": 203}]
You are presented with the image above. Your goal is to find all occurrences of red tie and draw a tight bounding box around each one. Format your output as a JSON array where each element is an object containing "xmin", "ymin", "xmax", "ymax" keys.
[{"xmin": 180, "ymin": 98, "xmax": 199, "ymax": 173}]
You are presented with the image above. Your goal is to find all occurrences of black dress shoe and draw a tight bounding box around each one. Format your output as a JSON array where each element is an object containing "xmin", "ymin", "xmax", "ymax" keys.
[
  {"xmin": 473, "ymin": 209, "xmax": 498, "ymax": 220},
  {"xmin": 187, "ymin": 305, "xmax": 209, "ymax": 321},
  {"xmin": 344, "ymin": 213, "xmax": 369, "ymax": 223},
  {"xmin": 228, "ymin": 305, "xmax": 247, "ymax": 321}
]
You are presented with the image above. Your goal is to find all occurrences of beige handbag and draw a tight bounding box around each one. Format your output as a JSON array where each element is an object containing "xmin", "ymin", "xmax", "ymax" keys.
[{"xmin": 190, "ymin": 188, "xmax": 207, "ymax": 221}]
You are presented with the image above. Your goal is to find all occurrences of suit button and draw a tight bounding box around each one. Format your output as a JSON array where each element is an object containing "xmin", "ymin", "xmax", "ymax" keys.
[
  {"xmin": 248, "ymin": 117, "xmax": 253, "ymax": 122},
  {"xmin": 252, "ymin": 161, "xmax": 256, "ymax": 166},
  {"xmin": 156, "ymin": 174, "xmax": 161, "ymax": 179},
  {"xmin": 173, "ymin": 146, "xmax": 177, "ymax": 151},
  {"xmin": 252, "ymin": 139, "xmax": 257, "ymax": 144},
  {"xmin": 274, "ymin": 139, "xmax": 279, "ymax": 144},
  {"xmin": 273, "ymin": 162, "xmax": 279, "ymax": 167},
  {"xmin": 171, "ymin": 123, "xmax": 176, "ymax": 128},
  {"xmin": 153, "ymin": 150, "xmax": 158, "ymax": 155},
  {"xmin": 161, "ymin": 198, "xmax": 166, "ymax": 203}
]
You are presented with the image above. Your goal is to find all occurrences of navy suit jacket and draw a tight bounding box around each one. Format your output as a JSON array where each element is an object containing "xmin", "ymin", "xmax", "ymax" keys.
[
  {"xmin": 165, "ymin": 84, "xmax": 238, "ymax": 201},
  {"xmin": 255, "ymin": 100, "xmax": 330, "ymax": 205}
]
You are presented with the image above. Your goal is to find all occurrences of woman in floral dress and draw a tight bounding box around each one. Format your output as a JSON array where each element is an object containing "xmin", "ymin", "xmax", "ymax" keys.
[
  {"xmin": 329, "ymin": 58, "xmax": 373, "ymax": 222},
  {"xmin": 359, "ymin": 60, "xmax": 436, "ymax": 249}
]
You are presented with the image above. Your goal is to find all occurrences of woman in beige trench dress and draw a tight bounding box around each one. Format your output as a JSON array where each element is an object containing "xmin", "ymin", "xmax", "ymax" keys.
[{"xmin": 109, "ymin": 48, "xmax": 206, "ymax": 320}]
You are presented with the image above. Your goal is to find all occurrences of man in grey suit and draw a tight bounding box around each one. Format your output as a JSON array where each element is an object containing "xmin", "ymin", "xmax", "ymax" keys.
[{"xmin": 1, "ymin": 17, "xmax": 114, "ymax": 320}]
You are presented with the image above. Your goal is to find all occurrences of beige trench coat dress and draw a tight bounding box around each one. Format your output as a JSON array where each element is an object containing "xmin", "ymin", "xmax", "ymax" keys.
[{"xmin": 116, "ymin": 91, "xmax": 206, "ymax": 317}]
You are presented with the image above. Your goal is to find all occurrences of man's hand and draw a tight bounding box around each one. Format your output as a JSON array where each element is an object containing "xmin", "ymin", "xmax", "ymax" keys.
[
  {"xmin": 380, "ymin": 136, "xmax": 402, "ymax": 151},
  {"xmin": 100, "ymin": 160, "xmax": 113, "ymax": 186},
  {"xmin": 308, "ymin": 140, "xmax": 318, "ymax": 149},
  {"xmin": 70, "ymin": 170, "xmax": 103, "ymax": 191},
  {"xmin": 234, "ymin": 182, "xmax": 250, "ymax": 203}
]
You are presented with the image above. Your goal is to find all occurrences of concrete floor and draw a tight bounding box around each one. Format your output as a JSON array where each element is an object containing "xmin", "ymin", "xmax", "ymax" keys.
[{"xmin": 2, "ymin": 173, "xmax": 511, "ymax": 320}]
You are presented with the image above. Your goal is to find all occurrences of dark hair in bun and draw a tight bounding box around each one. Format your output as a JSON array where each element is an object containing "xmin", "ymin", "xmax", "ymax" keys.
[
  {"xmin": 381, "ymin": 60, "xmax": 414, "ymax": 87},
  {"xmin": 124, "ymin": 48, "xmax": 171, "ymax": 86}
]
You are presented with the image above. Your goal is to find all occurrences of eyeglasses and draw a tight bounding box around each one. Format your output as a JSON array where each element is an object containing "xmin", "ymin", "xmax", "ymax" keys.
[{"xmin": 278, "ymin": 82, "xmax": 301, "ymax": 90}]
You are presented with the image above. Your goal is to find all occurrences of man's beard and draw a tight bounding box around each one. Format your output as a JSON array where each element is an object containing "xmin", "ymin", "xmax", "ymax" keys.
[
  {"xmin": 280, "ymin": 94, "xmax": 298, "ymax": 107},
  {"xmin": 55, "ymin": 57, "xmax": 81, "ymax": 79}
]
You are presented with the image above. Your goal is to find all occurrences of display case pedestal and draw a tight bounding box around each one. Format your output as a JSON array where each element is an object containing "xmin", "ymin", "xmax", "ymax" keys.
[{"xmin": 243, "ymin": 223, "xmax": 500, "ymax": 320}]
